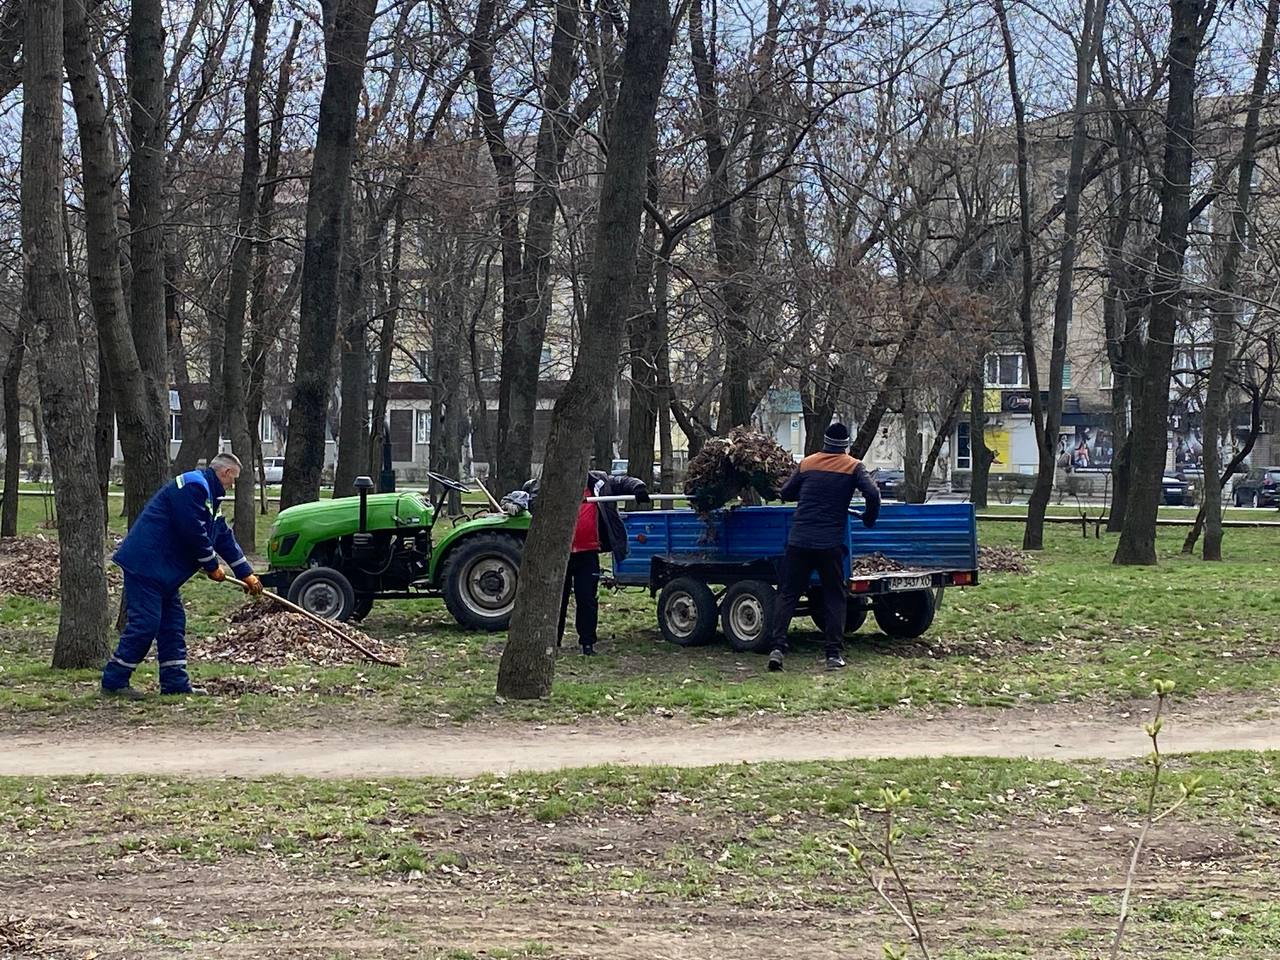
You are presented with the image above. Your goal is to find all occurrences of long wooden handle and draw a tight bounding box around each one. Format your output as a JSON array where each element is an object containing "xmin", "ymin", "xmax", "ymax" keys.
[{"xmin": 225, "ymin": 577, "xmax": 401, "ymax": 666}]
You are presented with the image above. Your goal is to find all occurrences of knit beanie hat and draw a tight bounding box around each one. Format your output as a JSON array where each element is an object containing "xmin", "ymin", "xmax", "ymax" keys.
[{"xmin": 823, "ymin": 422, "xmax": 851, "ymax": 449}]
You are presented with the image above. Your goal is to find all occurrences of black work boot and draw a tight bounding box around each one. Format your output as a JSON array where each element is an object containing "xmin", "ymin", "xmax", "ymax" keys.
[
  {"xmin": 767, "ymin": 649, "xmax": 785, "ymax": 672},
  {"xmin": 101, "ymin": 686, "xmax": 146, "ymax": 701},
  {"xmin": 580, "ymin": 644, "xmax": 596, "ymax": 656}
]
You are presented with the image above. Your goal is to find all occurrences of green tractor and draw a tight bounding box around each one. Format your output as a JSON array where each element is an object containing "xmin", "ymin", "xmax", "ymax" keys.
[{"xmin": 261, "ymin": 474, "xmax": 531, "ymax": 630}]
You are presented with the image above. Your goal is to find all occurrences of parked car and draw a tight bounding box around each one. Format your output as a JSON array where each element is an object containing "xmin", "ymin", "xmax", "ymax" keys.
[
  {"xmin": 1232, "ymin": 466, "xmax": 1280, "ymax": 507},
  {"xmin": 263, "ymin": 457, "xmax": 286, "ymax": 484},
  {"xmin": 872, "ymin": 468, "xmax": 904, "ymax": 500},
  {"xmin": 609, "ymin": 458, "xmax": 662, "ymax": 485},
  {"xmin": 1162, "ymin": 472, "xmax": 1188, "ymax": 506}
]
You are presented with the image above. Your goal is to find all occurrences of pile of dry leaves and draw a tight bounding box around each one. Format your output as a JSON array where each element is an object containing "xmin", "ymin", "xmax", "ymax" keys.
[
  {"xmin": 0, "ymin": 914, "xmax": 51, "ymax": 957},
  {"xmin": 0, "ymin": 536, "xmax": 62, "ymax": 601},
  {"xmin": 197, "ymin": 601, "xmax": 403, "ymax": 666},
  {"xmin": 850, "ymin": 552, "xmax": 908, "ymax": 575},
  {"xmin": 978, "ymin": 545, "xmax": 1033, "ymax": 574},
  {"xmin": 684, "ymin": 428, "xmax": 796, "ymax": 514}
]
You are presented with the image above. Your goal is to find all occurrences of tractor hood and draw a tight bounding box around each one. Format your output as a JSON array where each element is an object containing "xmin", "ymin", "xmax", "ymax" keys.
[{"xmin": 268, "ymin": 491, "xmax": 435, "ymax": 567}]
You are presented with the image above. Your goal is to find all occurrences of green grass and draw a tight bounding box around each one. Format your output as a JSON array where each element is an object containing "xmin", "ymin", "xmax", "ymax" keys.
[
  {"xmin": 1, "ymin": 753, "xmax": 1277, "ymax": 957},
  {"xmin": 3, "ymin": 496, "xmax": 1280, "ymax": 729}
]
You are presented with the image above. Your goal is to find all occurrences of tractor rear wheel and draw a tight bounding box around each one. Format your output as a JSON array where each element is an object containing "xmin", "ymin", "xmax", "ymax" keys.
[{"xmin": 440, "ymin": 534, "xmax": 524, "ymax": 631}]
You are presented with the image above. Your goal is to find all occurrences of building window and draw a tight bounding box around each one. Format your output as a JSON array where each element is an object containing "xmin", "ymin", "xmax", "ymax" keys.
[
  {"xmin": 955, "ymin": 420, "xmax": 972, "ymax": 470},
  {"xmin": 1100, "ymin": 362, "xmax": 1115, "ymax": 389},
  {"xmin": 170, "ymin": 413, "xmax": 183, "ymax": 443},
  {"xmin": 479, "ymin": 347, "xmax": 498, "ymax": 380},
  {"xmin": 414, "ymin": 350, "xmax": 429, "ymax": 381},
  {"xmin": 1053, "ymin": 168, "xmax": 1068, "ymax": 199},
  {"xmin": 1061, "ymin": 361, "xmax": 1073, "ymax": 389},
  {"xmin": 985, "ymin": 353, "xmax": 1027, "ymax": 388},
  {"xmin": 416, "ymin": 409, "xmax": 430, "ymax": 445},
  {"xmin": 540, "ymin": 345, "xmax": 553, "ymax": 369},
  {"xmin": 260, "ymin": 412, "xmax": 273, "ymax": 444}
]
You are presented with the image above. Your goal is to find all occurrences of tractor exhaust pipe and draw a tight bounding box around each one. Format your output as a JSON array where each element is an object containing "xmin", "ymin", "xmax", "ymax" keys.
[{"xmin": 355, "ymin": 475, "xmax": 374, "ymax": 532}]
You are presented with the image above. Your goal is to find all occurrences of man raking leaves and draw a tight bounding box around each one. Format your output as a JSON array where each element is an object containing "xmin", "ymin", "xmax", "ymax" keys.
[{"xmin": 102, "ymin": 453, "xmax": 263, "ymax": 699}]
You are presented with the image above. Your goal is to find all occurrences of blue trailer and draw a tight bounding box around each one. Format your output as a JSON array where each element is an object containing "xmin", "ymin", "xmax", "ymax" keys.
[{"xmin": 614, "ymin": 503, "xmax": 979, "ymax": 652}]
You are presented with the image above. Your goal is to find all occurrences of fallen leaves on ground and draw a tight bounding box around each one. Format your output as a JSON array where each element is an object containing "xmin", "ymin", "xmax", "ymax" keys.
[
  {"xmin": 196, "ymin": 601, "xmax": 404, "ymax": 666},
  {"xmin": 979, "ymin": 545, "xmax": 1034, "ymax": 574},
  {"xmin": 0, "ymin": 914, "xmax": 54, "ymax": 956},
  {"xmin": 0, "ymin": 536, "xmax": 62, "ymax": 601}
]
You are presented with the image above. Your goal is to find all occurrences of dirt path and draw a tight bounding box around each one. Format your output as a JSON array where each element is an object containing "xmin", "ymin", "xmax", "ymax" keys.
[{"xmin": 5, "ymin": 695, "xmax": 1277, "ymax": 777}]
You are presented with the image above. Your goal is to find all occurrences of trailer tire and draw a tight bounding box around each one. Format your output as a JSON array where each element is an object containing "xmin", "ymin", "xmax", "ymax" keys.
[
  {"xmin": 873, "ymin": 589, "xmax": 935, "ymax": 639},
  {"xmin": 440, "ymin": 533, "xmax": 523, "ymax": 632},
  {"xmin": 287, "ymin": 566, "xmax": 356, "ymax": 622},
  {"xmin": 808, "ymin": 593, "xmax": 868, "ymax": 635},
  {"xmin": 657, "ymin": 578, "xmax": 718, "ymax": 647},
  {"xmin": 721, "ymin": 580, "xmax": 776, "ymax": 654}
]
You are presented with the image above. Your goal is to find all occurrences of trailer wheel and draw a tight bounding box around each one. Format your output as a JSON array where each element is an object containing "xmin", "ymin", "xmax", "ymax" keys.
[
  {"xmin": 287, "ymin": 566, "xmax": 356, "ymax": 622},
  {"xmin": 440, "ymin": 533, "xmax": 523, "ymax": 632},
  {"xmin": 721, "ymin": 580, "xmax": 776, "ymax": 654},
  {"xmin": 657, "ymin": 577, "xmax": 718, "ymax": 647},
  {"xmin": 873, "ymin": 589, "xmax": 935, "ymax": 639},
  {"xmin": 808, "ymin": 592, "xmax": 868, "ymax": 635}
]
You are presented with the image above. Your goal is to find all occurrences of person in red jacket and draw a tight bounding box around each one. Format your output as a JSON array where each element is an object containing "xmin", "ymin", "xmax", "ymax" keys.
[{"xmin": 558, "ymin": 469, "xmax": 649, "ymax": 655}]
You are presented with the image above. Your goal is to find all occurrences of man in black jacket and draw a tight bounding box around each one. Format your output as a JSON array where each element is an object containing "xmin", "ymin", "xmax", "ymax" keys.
[
  {"xmin": 559, "ymin": 469, "xmax": 649, "ymax": 655},
  {"xmin": 767, "ymin": 423, "xmax": 880, "ymax": 672}
]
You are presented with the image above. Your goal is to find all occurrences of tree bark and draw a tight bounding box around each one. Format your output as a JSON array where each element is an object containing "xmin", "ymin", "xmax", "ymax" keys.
[
  {"xmin": 94, "ymin": 341, "xmax": 114, "ymax": 524},
  {"xmin": 333, "ymin": 214, "xmax": 374, "ymax": 498},
  {"xmin": 221, "ymin": 0, "xmax": 271, "ymax": 544},
  {"xmin": 497, "ymin": 0, "xmax": 673, "ymax": 699},
  {"xmin": 1198, "ymin": 0, "xmax": 1276, "ymax": 561},
  {"xmin": 1115, "ymin": 0, "xmax": 1216, "ymax": 565},
  {"xmin": 369, "ymin": 210, "xmax": 403, "ymax": 481},
  {"xmin": 66, "ymin": 0, "xmax": 171, "ymax": 524},
  {"xmin": 1023, "ymin": 0, "xmax": 1108, "ymax": 550},
  {"xmin": 24, "ymin": 0, "xmax": 110, "ymax": 666},
  {"xmin": 969, "ymin": 364, "xmax": 995, "ymax": 509},
  {"xmin": 279, "ymin": 0, "xmax": 377, "ymax": 509},
  {"xmin": 1, "ymin": 324, "xmax": 24, "ymax": 537},
  {"xmin": 126, "ymin": 0, "xmax": 173, "ymax": 482}
]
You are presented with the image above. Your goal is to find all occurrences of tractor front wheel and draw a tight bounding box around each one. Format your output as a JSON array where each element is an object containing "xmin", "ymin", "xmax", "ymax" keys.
[
  {"xmin": 440, "ymin": 534, "xmax": 524, "ymax": 631},
  {"xmin": 287, "ymin": 567, "xmax": 356, "ymax": 622}
]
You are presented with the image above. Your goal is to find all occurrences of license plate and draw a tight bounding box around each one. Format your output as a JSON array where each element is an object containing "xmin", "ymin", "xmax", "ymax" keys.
[{"xmin": 887, "ymin": 574, "xmax": 933, "ymax": 591}]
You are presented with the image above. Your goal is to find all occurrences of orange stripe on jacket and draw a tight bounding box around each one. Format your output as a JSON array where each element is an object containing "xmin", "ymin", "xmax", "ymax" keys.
[{"xmin": 798, "ymin": 452, "xmax": 861, "ymax": 475}]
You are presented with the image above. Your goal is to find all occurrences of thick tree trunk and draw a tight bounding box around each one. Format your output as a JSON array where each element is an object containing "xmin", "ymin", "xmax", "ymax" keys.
[
  {"xmin": 1, "ymin": 327, "xmax": 24, "ymax": 537},
  {"xmin": 24, "ymin": 0, "xmax": 110, "ymax": 666},
  {"xmin": 66, "ymin": 0, "xmax": 171, "ymax": 523},
  {"xmin": 368, "ymin": 212, "xmax": 402, "ymax": 481},
  {"xmin": 333, "ymin": 221, "xmax": 373, "ymax": 498},
  {"xmin": 126, "ymin": 0, "xmax": 172, "ymax": 479},
  {"xmin": 222, "ymin": 0, "xmax": 270, "ymax": 545},
  {"xmin": 497, "ymin": 0, "xmax": 672, "ymax": 699},
  {"xmin": 969, "ymin": 365, "xmax": 994, "ymax": 509},
  {"xmin": 279, "ymin": 0, "xmax": 376, "ymax": 509},
  {"xmin": 1116, "ymin": 0, "xmax": 1213, "ymax": 565},
  {"xmin": 902, "ymin": 406, "xmax": 925, "ymax": 503}
]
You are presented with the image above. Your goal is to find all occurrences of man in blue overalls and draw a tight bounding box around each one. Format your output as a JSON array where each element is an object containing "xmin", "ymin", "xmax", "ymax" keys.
[{"xmin": 101, "ymin": 453, "xmax": 263, "ymax": 698}]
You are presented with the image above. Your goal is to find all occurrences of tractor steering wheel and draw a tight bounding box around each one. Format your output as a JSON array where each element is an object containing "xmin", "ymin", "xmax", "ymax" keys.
[{"xmin": 426, "ymin": 471, "xmax": 472, "ymax": 495}]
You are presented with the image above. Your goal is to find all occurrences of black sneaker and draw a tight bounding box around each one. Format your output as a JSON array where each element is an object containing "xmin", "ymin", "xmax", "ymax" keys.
[
  {"xmin": 826, "ymin": 654, "xmax": 846, "ymax": 671},
  {"xmin": 101, "ymin": 686, "xmax": 146, "ymax": 701},
  {"xmin": 767, "ymin": 649, "xmax": 785, "ymax": 672},
  {"xmin": 580, "ymin": 644, "xmax": 596, "ymax": 656}
]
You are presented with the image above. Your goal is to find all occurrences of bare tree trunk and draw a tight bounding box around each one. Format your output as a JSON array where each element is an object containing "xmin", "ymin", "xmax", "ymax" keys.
[
  {"xmin": 1184, "ymin": 391, "xmax": 1265, "ymax": 552},
  {"xmin": 1, "ymin": 325, "xmax": 24, "ymax": 537},
  {"xmin": 94, "ymin": 342, "xmax": 114, "ymax": 524},
  {"xmin": 66, "ymin": 0, "xmax": 170, "ymax": 523},
  {"xmin": 369, "ymin": 211, "xmax": 403, "ymax": 480},
  {"xmin": 1199, "ymin": 0, "xmax": 1276, "ymax": 561},
  {"xmin": 279, "ymin": 0, "xmax": 377, "ymax": 509},
  {"xmin": 333, "ymin": 217, "xmax": 374, "ymax": 498},
  {"xmin": 969, "ymin": 364, "xmax": 994, "ymax": 509},
  {"xmin": 126, "ymin": 0, "xmax": 173, "ymax": 482},
  {"xmin": 1116, "ymin": 0, "xmax": 1216, "ymax": 565},
  {"xmin": 497, "ymin": 0, "xmax": 672, "ymax": 698},
  {"xmin": 1023, "ymin": 0, "xmax": 1109, "ymax": 550},
  {"xmin": 902, "ymin": 405, "xmax": 925, "ymax": 503},
  {"xmin": 222, "ymin": 0, "xmax": 271, "ymax": 544},
  {"xmin": 24, "ymin": 0, "xmax": 110, "ymax": 666}
]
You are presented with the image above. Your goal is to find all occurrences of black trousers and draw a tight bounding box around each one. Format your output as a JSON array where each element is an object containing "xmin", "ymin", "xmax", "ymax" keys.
[
  {"xmin": 559, "ymin": 551, "xmax": 601, "ymax": 647},
  {"xmin": 769, "ymin": 544, "xmax": 847, "ymax": 656}
]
